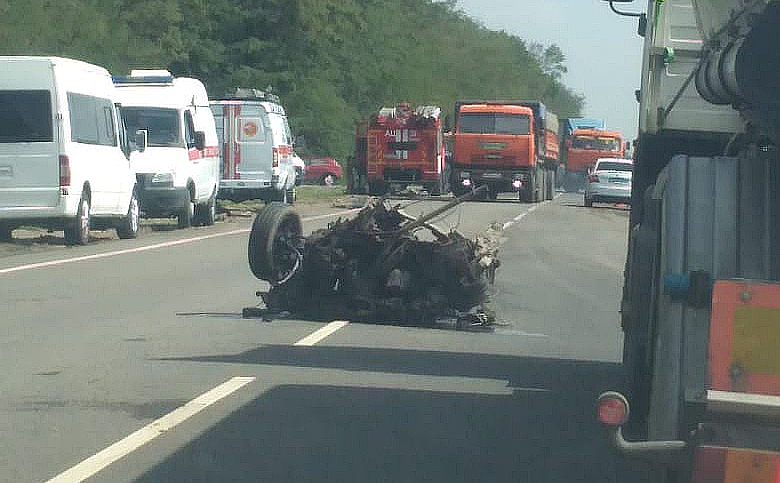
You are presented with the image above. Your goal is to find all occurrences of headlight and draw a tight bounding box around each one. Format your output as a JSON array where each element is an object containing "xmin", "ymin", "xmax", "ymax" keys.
[{"xmin": 151, "ymin": 172, "xmax": 174, "ymax": 184}]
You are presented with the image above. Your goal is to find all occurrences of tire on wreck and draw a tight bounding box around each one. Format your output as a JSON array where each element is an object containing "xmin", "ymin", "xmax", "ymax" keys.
[{"xmin": 248, "ymin": 202, "xmax": 303, "ymax": 283}]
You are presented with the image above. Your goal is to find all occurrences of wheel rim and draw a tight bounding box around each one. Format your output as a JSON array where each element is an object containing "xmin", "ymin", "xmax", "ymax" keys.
[
  {"xmin": 129, "ymin": 195, "xmax": 139, "ymax": 233},
  {"xmin": 80, "ymin": 199, "xmax": 90, "ymax": 240},
  {"xmin": 324, "ymin": 174, "xmax": 334, "ymax": 186},
  {"xmin": 272, "ymin": 218, "xmax": 301, "ymax": 282}
]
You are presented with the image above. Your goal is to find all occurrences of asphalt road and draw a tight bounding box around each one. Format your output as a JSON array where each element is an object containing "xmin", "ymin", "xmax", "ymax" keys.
[{"xmin": 0, "ymin": 193, "xmax": 646, "ymax": 483}]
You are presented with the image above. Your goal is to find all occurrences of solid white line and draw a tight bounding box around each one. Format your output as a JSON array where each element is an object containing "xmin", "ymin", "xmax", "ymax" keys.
[
  {"xmin": 43, "ymin": 376, "xmax": 256, "ymax": 483},
  {"xmin": 0, "ymin": 208, "xmax": 362, "ymax": 275},
  {"xmin": 294, "ymin": 321, "xmax": 349, "ymax": 346}
]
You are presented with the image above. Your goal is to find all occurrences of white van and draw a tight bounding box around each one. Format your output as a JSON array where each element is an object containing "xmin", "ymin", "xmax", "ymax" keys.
[
  {"xmin": 114, "ymin": 70, "xmax": 219, "ymax": 227},
  {"xmin": 210, "ymin": 88, "xmax": 297, "ymax": 203},
  {"xmin": 0, "ymin": 56, "xmax": 143, "ymax": 245}
]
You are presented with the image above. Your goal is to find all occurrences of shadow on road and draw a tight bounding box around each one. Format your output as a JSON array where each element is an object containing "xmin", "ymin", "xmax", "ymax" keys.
[
  {"xmin": 142, "ymin": 346, "xmax": 649, "ymax": 483},
  {"xmin": 158, "ymin": 344, "xmax": 620, "ymax": 395}
]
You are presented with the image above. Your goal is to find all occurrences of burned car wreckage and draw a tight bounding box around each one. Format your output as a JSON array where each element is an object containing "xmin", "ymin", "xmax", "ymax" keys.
[{"xmin": 244, "ymin": 187, "xmax": 501, "ymax": 327}]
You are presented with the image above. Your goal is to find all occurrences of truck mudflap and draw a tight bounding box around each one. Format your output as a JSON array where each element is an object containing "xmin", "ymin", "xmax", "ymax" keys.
[
  {"xmin": 692, "ymin": 446, "xmax": 780, "ymax": 483},
  {"xmin": 708, "ymin": 280, "xmax": 780, "ymax": 401}
]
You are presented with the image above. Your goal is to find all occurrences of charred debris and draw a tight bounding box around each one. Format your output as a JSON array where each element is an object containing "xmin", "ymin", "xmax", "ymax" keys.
[{"xmin": 244, "ymin": 186, "xmax": 501, "ymax": 329}]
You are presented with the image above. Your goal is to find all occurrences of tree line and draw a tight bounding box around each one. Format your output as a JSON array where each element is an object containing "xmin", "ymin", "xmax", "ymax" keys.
[{"xmin": 0, "ymin": 0, "xmax": 584, "ymax": 160}]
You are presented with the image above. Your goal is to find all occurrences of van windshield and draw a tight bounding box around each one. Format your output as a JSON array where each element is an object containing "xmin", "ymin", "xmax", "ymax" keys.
[
  {"xmin": 121, "ymin": 107, "xmax": 182, "ymax": 147},
  {"xmin": 458, "ymin": 113, "xmax": 530, "ymax": 135},
  {"xmin": 0, "ymin": 90, "xmax": 53, "ymax": 143}
]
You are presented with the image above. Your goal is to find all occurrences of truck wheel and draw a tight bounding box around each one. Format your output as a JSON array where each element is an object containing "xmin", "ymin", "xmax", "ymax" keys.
[
  {"xmin": 116, "ymin": 190, "xmax": 140, "ymax": 239},
  {"xmin": 546, "ymin": 171, "xmax": 555, "ymax": 200},
  {"xmin": 177, "ymin": 191, "xmax": 195, "ymax": 229},
  {"xmin": 368, "ymin": 181, "xmax": 386, "ymax": 196},
  {"xmin": 64, "ymin": 194, "xmax": 91, "ymax": 245},
  {"xmin": 248, "ymin": 202, "xmax": 303, "ymax": 283},
  {"xmin": 584, "ymin": 195, "xmax": 593, "ymax": 207}
]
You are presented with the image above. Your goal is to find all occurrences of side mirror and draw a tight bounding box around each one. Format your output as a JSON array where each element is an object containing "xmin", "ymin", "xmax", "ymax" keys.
[
  {"xmin": 134, "ymin": 130, "xmax": 147, "ymax": 153},
  {"xmin": 194, "ymin": 131, "xmax": 206, "ymax": 150}
]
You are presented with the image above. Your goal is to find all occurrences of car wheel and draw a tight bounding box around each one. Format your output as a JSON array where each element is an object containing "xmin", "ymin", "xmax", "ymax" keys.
[
  {"xmin": 117, "ymin": 190, "xmax": 139, "ymax": 239},
  {"xmin": 286, "ymin": 187, "xmax": 296, "ymax": 205},
  {"xmin": 248, "ymin": 202, "xmax": 303, "ymax": 283},
  {"xmin": 0, "ymin": 223, "xmax": 13, "ymax": 242},
  {"xmin": 321, "ymin": 174, "xmax": 335, "ymax": 186},
  {"xmin": 65, "ymin": 194, "xmax": 90, "ymax": 245},
  {"xmin": 177, "ymin": 192, "xmax": 195, "ymax": 229}
]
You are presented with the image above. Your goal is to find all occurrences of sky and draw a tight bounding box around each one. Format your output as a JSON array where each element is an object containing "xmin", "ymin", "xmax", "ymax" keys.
[{"xmin": 456, "ymin": 0, "xmax": 644, "ymax": 140}]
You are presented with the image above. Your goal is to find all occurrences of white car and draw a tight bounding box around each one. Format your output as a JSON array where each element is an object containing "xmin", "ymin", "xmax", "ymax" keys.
[
  {"xmin": 0, "ymin": 56, "xmax": 144, "ymax": 245},
  {"xmin": 584, "ymin": 158, "xmax": 632, "ymax": 207},
  {"xmin": 114, "ymin": 70, "xmax": 219, "ymax": 228}
]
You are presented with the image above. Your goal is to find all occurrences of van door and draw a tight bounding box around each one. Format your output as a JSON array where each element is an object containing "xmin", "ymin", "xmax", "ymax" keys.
[
  {"xmin": 183, "ymin": 109, "xmax": 203, "ymax": 200},
  {"xmin": 234, "ymin": 104, "xmax": 271, "ymax": 181},
  {"xmin": 0, "ymin": 89, "xmax": 60, "ymax": 209}
]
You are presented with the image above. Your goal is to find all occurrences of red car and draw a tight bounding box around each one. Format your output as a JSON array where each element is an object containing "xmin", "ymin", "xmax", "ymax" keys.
[{"xmin": 304, "ymin": 157, "xmax": 343, "ymax": 185}]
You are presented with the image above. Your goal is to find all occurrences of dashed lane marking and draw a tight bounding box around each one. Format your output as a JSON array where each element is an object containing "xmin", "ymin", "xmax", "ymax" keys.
[{"xmin": 294, "ymin": 321, "xmax": 350, "ymax": 346}]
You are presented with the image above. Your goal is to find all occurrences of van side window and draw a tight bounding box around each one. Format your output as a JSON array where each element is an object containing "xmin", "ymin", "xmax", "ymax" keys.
[
  {"xmin": 0, "ymin": 90, "xmax": 53, "ymax": 143},
  {"xmin": 184, "ymin": 110, "xmax": 196, "ymax": 148},
  {"xmin": 67, "ymin": 93, "xmax": 117, "ymax": 146}
]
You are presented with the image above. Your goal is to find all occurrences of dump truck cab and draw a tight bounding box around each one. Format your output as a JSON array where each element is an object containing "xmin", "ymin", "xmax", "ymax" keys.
[{"xmin": 450, "ymin": 100, "xmax": 558, "ymax": 202}]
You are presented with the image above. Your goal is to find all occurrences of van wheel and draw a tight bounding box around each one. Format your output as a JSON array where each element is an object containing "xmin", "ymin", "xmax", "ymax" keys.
[
  {"xmin": 203, "ymin": 195, "xmax": 217, "ymax": 225},
  {"xmin": 117, "ymin": 191, "xmax": 139, "ymax": 239},
  {"xmin": 248, "ymin": 202, "xmax": 303, "ymax": 283},
  {"xmin": 178, "ymin": 193, "xmax": 195, "ymax": 229},
  {"xmin": 65, "ymin": 195, "xmax": 90, "ymax": 245}
]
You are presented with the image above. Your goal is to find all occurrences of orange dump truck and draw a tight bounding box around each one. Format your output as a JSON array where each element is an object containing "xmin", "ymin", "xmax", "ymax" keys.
[
  {"xmin": 450, "ymin": 101, "xmax": 558, "ymax": 202},
  {"xmin": 559, "ymin": 120, "xmax": 624, "ymax": 192}
]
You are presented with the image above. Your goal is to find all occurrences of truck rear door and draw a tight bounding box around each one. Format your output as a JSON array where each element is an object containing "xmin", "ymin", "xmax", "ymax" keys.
[{"xmin": 0, "ymin": 87, "xmax": 60, "ymax": 209}]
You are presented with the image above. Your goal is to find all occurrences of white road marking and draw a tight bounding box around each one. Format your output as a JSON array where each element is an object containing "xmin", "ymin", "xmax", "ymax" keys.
[
  {"xmin": 0, "ymin": 208, "xmax": 362, "ymax": 275},
  {"xmin": 294, "ymin": 320, "xmax": 349, "ymax": 346},
  {"xmin": 505, "ymin": 192, "xmax": 561, "ymax": 227},
  {"xmin": 494, "ymin": 328, "xmax": 550, "ymax": 338},
  {"xmin": 43, "ymin": 376, "xmax": 255, "ymax": 483}
]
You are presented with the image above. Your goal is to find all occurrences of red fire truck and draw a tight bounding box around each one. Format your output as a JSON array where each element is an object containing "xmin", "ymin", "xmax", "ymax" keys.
[{"xmin": 353, "ymin": 103, "xmax": 448, "ymax": 196}]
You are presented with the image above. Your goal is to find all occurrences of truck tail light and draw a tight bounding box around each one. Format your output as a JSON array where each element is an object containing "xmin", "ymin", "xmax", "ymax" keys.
[
  {"xmin": 597, "ymin": 392, "xmax": 629, "ymax": 426},
  {"xmin": 272, "ymin": 147, "xmax": 279, "ymax": 168},
  {"xmin": 59, "ymin": 155, "xmax": 71, "ymax": 187},
  {"xmin": 692, "ymin": 446, "xmax": 780, "ymax": 483},
  {"xmin": 588, "ymin": 174, "xmax": 600, "ymax": 183}
]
